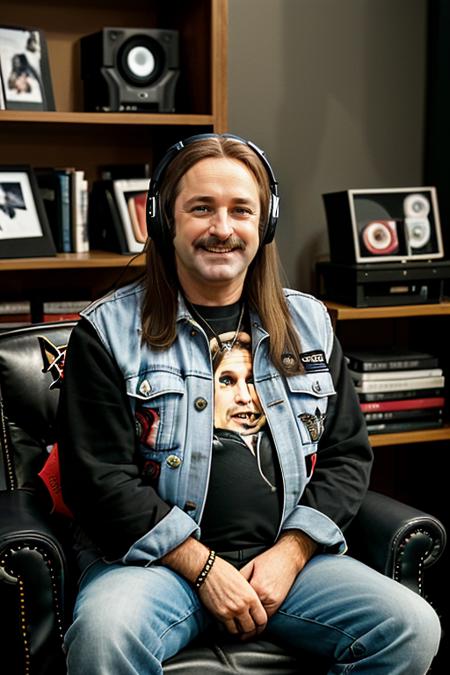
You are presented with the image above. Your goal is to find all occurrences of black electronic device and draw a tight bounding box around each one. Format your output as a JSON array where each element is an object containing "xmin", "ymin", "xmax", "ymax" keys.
[
  {"xmin": 316, "ymin": 260, "xmax": 450, "ymax": 307},
  {"xmin": 146, "ymin": 133, "xmax": 280, "ymax": 250},
  {"xmin": 80, "ymin": 27, "xmax": 179, "ymax": 112},
  {"xmin": 322, "ymin": 187, "xmax": 444, "ymax": 264}
]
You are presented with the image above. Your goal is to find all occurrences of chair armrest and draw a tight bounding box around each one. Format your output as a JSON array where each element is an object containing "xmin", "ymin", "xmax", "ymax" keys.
[
  {"xmin": 346, "ymin": 490, "xmax": 446, "ymax": 595},
  {"xmin": 0, "ymin": 489, "xmax": 69, "ymax": 673}
]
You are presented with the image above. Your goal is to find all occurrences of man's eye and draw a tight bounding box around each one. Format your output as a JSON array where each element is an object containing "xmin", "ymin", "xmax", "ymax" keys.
[
  {"xmin": 219, "ymin": 375, "xmax": 233, "ymax": 385},
  {"xmin": 233, "ymin": 207, "xmax": 252, "ymax": 216},
  {"xmin": 192, "ymin": 205, "xmax": 211, "ymax": 213}
]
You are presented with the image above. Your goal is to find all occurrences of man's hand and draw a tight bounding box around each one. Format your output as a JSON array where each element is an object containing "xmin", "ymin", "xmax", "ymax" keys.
[
  {"xmin": 161, "ymin": 537, "xmax": 268, "ymax": 640},
  {"xmin": 198, "ymin": 556, "xmax": 268, "ymax": 639},
  {"xmin": 240, "ymin": 530, "xmax": 318, "ymax": 618}
]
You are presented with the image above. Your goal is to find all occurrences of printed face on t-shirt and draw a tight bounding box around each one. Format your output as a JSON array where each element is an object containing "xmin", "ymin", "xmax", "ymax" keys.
[{"xmin": 212, "ymin": 336, "xmax": 264, "ymax": 435}]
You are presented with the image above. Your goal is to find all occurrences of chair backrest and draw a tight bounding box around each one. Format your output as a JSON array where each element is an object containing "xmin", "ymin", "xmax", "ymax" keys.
[{"xmin": 0, "ymin": 322, "xmax": 77, "ymax": 491}]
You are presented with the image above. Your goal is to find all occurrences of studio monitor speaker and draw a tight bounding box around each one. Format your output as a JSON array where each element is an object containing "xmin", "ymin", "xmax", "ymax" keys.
[
  {"xmin": 80, "ymin": 27, "xmax": 179, "ymax": 112},
  {"xmin": 322, "ymin": 187, "xmax": 444, "ymax": 264}
]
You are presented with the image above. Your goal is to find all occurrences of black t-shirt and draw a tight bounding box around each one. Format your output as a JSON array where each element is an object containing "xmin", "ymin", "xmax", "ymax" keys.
[{"xmin": 188, "ymin": 300, "xmax": 282, "ymax": 552}]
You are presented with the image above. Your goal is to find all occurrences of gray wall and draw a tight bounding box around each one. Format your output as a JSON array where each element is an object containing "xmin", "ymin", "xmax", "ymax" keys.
[{"xmin": 228, "ymin": 0, "xmax": 428, "ymax": 292}]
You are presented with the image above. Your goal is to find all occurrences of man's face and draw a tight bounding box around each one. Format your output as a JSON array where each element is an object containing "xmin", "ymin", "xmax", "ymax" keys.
[
  {"xmin": 173, "ymin": 157, "xmax": 261, "ymax": 302},
  {"xmin": 214, "ymin": 347, "xmax": 263, "ymax": 434}
]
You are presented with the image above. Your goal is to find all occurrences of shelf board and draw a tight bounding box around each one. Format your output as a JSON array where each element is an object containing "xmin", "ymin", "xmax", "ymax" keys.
[
  {"xmin": 369, "ymin": 425, "xmax": 450, "ymax": 447},
  {"xmin": 325, "ymin": 300, "xmax": 450, "ymax": 320},
  {"xmin": 0, "ymin": 251, "xmax": 145, "ymax": 271},
  {"xmin": 0, "ymin": 111, "xmax": 215, "ymax": 126}
]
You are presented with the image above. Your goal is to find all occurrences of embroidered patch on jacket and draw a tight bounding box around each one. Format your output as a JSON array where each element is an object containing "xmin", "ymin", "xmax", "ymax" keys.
[
  {"xmin": 135, "ymin": 407, "xmax": 160, "ymax": 448},
  {"xmin": 299, "ymin": 350, "xmax": 329, "ymax": 373},
  {"xmin": 299, "ymin": 407, "xmax": 326, "ymax": 442},
  {"xmin": 38, "ymin": 336, "xmax": 67, "ymax": 389}
]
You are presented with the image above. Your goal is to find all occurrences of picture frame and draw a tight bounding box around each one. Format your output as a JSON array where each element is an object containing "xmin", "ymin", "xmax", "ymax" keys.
[
  {"xmin": 323, "ymin": 187, "xmax": 445, "ymax": 264},
  {"xmin": 0, "ymin": 165, "xmax": 57, "ymax": 258},
  {"xmin": 0, "ymin": 25, "xmax": 55, "ymax": 111},
  {"xmin": 112, "ymin": 179, "xmax": 150, "ymax": 253}
]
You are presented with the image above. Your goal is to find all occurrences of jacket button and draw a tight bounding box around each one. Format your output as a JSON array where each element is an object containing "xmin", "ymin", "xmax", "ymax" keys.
[
  {"xmin": 139, "ymin": 379, "xmax": 152, "ymax": 396},
  {"xmin": 166, "ymin": 455, "xmax": 182, "ymax": 469},
  {"xmin": 184, "ymin": 500, "xmax": 197, "ymax": 512},
  {"xmin": 312, "ymin": 381, "xmax": 322, "ymax": 393},
  {"xmin": 194, "ymin": 397, "xmax": 208, "ymax": 411}
]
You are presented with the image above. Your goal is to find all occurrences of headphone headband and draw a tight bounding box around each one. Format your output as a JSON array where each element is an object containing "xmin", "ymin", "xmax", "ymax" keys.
[{"xmin": 146, "ymin": 133, "xmax": 279, "ymax": 250}]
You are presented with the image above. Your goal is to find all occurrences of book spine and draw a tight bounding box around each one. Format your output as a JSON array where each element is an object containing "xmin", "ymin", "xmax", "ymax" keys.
[
  {"xmin": 354, "ymin": 375, "xmax": 445, "ymax": 393},
  {"xmin": 364, "ymin": 408, "xmax": 443, "ymax": 422},
  {"xmin": 57, "ymin": 171, "xmax": 72, "ymax": 253},
  {"xmin": 349, "ymin": 367, "xmax": 443, "ymax": 382},
  {"xmin": 366, "ymin": 419, "xmax": 443, "ymax": 434},
  {"xmin": 360, "ymin": 396, "xmax": 445, "ymax": 413},
  {"xmin": 358, "ymin": 388, "xmax": 444, "ymax": 402},
  {"xmin": 72, "ymin": 171, "xmax": 90, "ymax": 253},
  {"xmin": 347, "ymin": 357, "xmax": 439, "ymax": 371}
]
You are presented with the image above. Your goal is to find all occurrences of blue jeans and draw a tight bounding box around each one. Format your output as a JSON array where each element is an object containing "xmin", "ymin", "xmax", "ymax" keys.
[{"xmin": 64, "ymin": 554, "xmax": 441, "ymax": 674}]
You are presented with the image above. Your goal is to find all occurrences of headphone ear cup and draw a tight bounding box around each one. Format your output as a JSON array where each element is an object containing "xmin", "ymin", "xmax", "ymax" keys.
[{"xmin": 262, "ymin": 193, "xmax": 279, "ymax": 245}]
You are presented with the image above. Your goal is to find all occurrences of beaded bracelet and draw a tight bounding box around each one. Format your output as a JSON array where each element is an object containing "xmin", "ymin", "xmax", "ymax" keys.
[{"xmin": 194, "ymin": 549, "xmax": 216, "ymax": 589}]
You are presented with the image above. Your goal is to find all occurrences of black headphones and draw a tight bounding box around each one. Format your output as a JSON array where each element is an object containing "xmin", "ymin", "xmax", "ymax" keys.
[{"xmin": 146, "ymin": 133, "xmax": 279, "ymax": 251}]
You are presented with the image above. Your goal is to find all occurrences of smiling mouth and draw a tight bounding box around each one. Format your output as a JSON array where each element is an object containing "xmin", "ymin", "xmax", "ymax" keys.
[
  {"xmin": 231, "ymin": 412, "xmax": 261, "ymax": 425},
  {"xmin": 202, "ymin": 246, "xmax": 236, "ymax": 253}
]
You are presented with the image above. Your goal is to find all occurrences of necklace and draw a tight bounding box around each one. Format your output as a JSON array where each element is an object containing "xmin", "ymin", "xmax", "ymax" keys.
[{"xmin": 186, "ymin": 300, "xmax": 245, "ymax": 358}]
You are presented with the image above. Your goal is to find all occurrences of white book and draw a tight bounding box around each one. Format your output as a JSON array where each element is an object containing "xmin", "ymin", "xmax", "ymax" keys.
[
  {"xmin": 354, "ymin": 375, "xmax": 445, "ymax": 394},
  {"xmin": 72, "ymin": 171, "xmax": 90, "ymax": 253},
  {"xmin": 349, "ymin": 367, "xmax": 443, "ymax": 382}
]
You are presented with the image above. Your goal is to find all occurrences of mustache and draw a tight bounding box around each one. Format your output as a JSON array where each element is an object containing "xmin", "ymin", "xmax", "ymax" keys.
[{"xmin": 195, "ymin": 236, "xmax": 246, "ymax": 251}]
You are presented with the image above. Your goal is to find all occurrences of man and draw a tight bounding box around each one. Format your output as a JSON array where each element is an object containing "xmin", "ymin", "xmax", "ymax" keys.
[{"xmin": 59, "ymin": 133, "xmax": 440, "ymax": 674}]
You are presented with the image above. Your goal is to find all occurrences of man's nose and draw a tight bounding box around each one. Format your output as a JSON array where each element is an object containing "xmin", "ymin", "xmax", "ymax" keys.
[
  {"xmin": 235, "ymin": 382, "xmax": 252, "ymax": 404},
  {"xmin": 209, "ymin": 208, "xmax": 233, "ymax": 239}
]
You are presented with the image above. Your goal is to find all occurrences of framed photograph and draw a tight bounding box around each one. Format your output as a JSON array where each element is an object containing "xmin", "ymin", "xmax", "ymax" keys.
[
  {"xmin": 0, "ymin": 166, "xmax": 56, "ymax": 258},
  {"xmin": 113, "ymin": 179, "xmax": 150, "ymax": 253},
  {"xmin": 0, "ymin": 26, "xmax": 55, "ymax": 111}
]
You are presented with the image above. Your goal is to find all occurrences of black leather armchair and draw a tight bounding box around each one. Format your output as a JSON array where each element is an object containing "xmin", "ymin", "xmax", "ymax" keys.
[{"xmin": 0, "ymin": 322, "xmax": 447, "ymax": 674}]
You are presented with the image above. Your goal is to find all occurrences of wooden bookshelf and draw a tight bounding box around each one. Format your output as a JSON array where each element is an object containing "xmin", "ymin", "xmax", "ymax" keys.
[
  {"xmin": 369, "ymin": 424, "xmax": 450, "ymax": 447},
  {"xmin": 0, "ymin": 251, "xmax": 145, "ymax": 271},
  {"xmin": 325, "ymin": 300, "xmax": 450, "ymax": 322},
  {"xmin": 0, "ymin": 0, "xmax": 228, "ymax": 299},
  {"xmin": 323, "ymin": 300, "xmax": 450, "ymax": 448}
]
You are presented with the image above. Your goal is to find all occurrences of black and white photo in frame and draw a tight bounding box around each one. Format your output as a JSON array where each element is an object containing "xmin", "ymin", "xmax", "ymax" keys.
[
  {"xmin": 0, "ymin": 166, "xmax": 56, "ymax": 258},
  {"xmin": 0, "ymin": 26, "xmax": 55, "ymax": 110}
]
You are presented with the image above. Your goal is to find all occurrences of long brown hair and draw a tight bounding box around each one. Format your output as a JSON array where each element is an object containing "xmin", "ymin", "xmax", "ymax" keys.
[{"xmin": 142, "ymin": 136, "xmax": 302, "ymax": 374}]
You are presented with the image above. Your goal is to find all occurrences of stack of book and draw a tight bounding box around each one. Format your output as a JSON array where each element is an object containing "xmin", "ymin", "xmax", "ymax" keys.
[
  {"xmin": 35, "ymin": 167, "xmax": 89, "ymax": 253},
  {"xmin": 40, "ymin": 300, "xmax": 91, "ymax": 323},
  {"xmin": 345, "ymin": 349, "xmax": 445, "ymax": 435},
  {"xmin": 0, "ymin": 301, "xmax": 32, "ymax": 332}
]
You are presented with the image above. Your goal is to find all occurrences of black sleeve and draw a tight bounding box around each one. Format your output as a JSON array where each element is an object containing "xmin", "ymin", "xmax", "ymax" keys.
[
  {"xmin": 58, "ymin": 319, "xmax": 171, "ymax": 560},
  {"xmin": 299, "ymin": 336, "xmax": 374, "ymax": 531}
]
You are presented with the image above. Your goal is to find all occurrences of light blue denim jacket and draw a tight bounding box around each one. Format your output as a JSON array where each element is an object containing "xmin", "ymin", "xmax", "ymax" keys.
[{"xmin": 81, "ymin": 280, "xmax": 346, "ymax": 565}]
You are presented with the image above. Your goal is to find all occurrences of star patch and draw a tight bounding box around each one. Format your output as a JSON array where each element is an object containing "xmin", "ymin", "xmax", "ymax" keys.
[
  {"xmin": 38, "ymin": 336, "xmax": 67, "ymax": 389},
  {"xmin": 299, "ymin": 407, "xmax": 326, "ymax": 442}
]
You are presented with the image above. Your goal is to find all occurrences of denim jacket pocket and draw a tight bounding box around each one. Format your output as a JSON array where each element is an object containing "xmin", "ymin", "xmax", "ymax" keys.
[
  {"xmin": 126, "ymin": 370, "xmax": 186, "ymax": 452},
  {"xmin": 286, "ymin": 371, "xmax": 336, "ymax": 446}
]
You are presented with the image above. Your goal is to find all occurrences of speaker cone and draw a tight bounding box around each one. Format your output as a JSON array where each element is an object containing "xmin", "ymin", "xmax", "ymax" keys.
[
  {"xmin": 361, "ymin": 220, "xmax": 399, "ymax": 255},
  {"xmin": 403, "ymin": 193, "xmax": 430, "ymax": 218},
  {"xmin": 118, "ymin": 35, "xmax": 165, "ymax": 86},
  {"xmin": 405, "ymin": 217, "xmax": 431, "ymax": 249}
]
